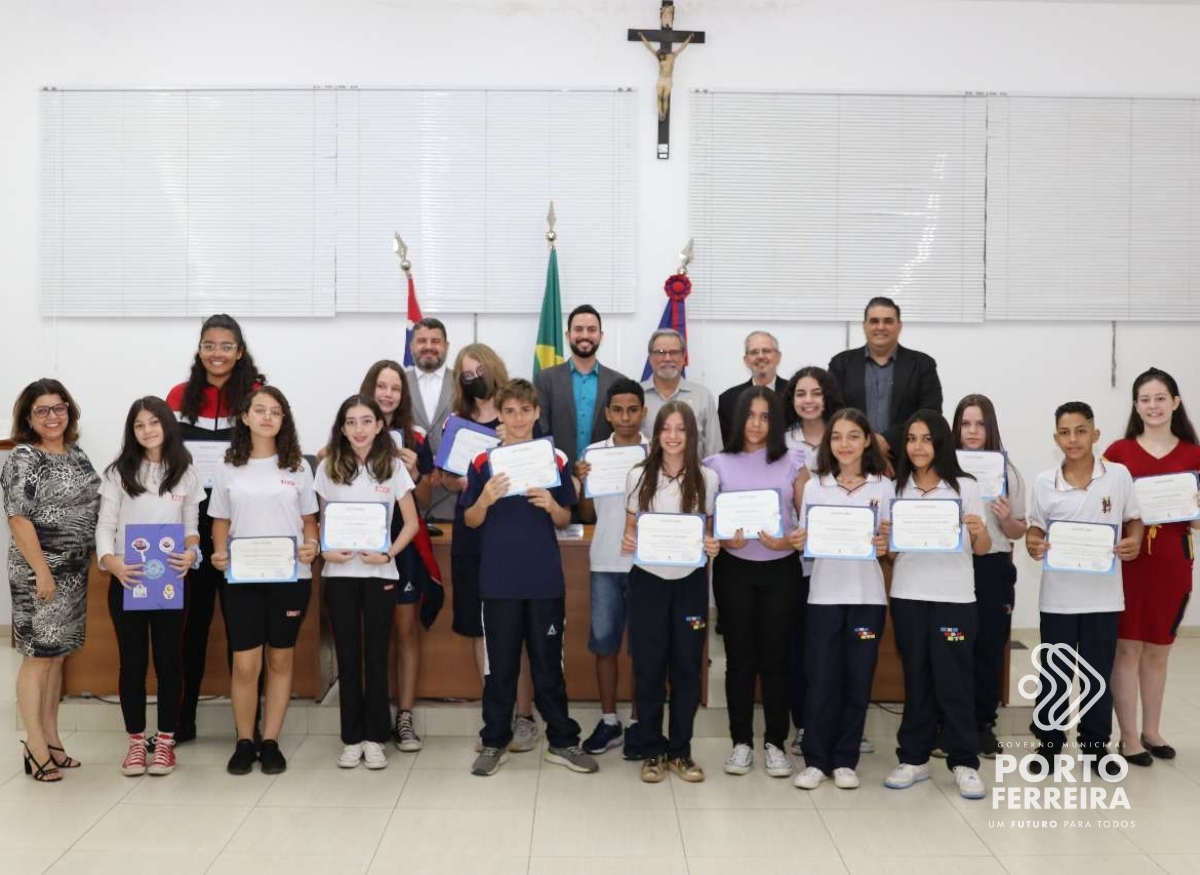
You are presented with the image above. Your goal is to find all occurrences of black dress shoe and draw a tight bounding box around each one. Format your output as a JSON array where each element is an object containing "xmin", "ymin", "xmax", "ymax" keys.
[
  {"xmin": 1118, "ymin": 742, "xmax": 1154, "ymax": 767},
  {"xmin": 1141, "ymin": 734, "xmax": 1176, "ymax": 760}
]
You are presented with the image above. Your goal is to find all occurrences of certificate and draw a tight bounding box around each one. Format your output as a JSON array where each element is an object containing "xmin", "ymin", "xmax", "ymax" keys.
[
  {"xmin": 227, "ymin": 537, "xmax": 298, "ymax": 584},
  {"xmin": 1134, "ymin": 472, "xmax": 1200, "ymax": 525},
  {"xmin": 956, "ymin": 450, "xmax": 1007, "ymax": 500},
  {"xmin": 488, "ymin": 437, "xmax": 561, "ymax": 496},
  {"xmin": 321, "ymin": 501, "xmax": 389, "ymax": 551},
  {"xmin": 185, "ymin": 440, "xmax": 231, "ymax": 489},
  {"xmin": 1044, "ymin": 520, "xmax": 1117, "ymax": 575},
  {"xmin": 123, "ymin": 523, "xmax": 185, "ymax": 611},
  {"xmin": 434, "ymin": 416, "xmax": 501, "ymax": 476},
  {"xmin": 889, "ymin": 499, "xmax": 963, "ymax": 552},
  {"xmin": 713, "ymin": 489, "xmax": 784, "ymax": 540},
  {"xmin": 803, "ymin": 505, "xmax": 877, "ymax": 560},
  {"xmin": 583, "ymin": 444, "xmax": 647, "ymax": 498},
  {"xmin": 634, "ymin": 512, "xmax": 706, "ymax": 568}
]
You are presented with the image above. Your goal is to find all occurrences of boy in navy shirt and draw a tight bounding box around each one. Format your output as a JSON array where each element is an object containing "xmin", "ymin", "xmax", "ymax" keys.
[{"xmin": 463, "ymin": 379, "xmax": 598, "ymax": 777}]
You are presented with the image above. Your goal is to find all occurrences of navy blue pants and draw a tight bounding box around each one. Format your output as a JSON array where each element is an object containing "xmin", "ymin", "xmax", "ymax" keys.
[
  {"xmin": 973, "ymin": 552, "xmax": 1016, "ymax": 728},
  {"xmin": 1033, "ymin": 611, "xmax": 1119, "ymax": 750}
]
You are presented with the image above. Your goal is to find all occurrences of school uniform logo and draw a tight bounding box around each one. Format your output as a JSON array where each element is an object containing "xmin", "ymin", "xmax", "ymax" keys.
[
  {"xmin": 853, "ymin": 626, "xmax": 877, "ymax": 641},
  {"xmin": 547, "ymin": 624, "xmax": 558, "ymax": 636},
  {"xmin": 374, "ymin": 485, "xmax": 391, "ymax": 494},
  {"xmin": 1101, "ymin": 497, "xmax": 1112, "ymax": 514},
  {"xmin": 941, "ymin": 626, "xmax": 966, "ymax": 642},
  {"xmin": 868, "ymin": 499, "xmax": 880, "ymax": 510},
  {"xmin": 403, "ymin": 582, "xmax": 415, "ymax": 593},
  {"xmin": 280, "ymin": 479, "xmax": 296, "ymax": 487},
  {"xmin": 685, "ymin": 615, "xmax": 706, "ymax": 631}
]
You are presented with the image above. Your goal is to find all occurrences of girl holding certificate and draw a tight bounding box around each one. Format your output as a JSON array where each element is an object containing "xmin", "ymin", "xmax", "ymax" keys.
[
  {"xmin": 96, "ymin": 397, "xmax": 203, "ymax": 777},
  {"xmin": 1104, "ymin": 368, "xmax": 1200, "ymax": 766},
  {"xmin": 704, "ymin": 387, "xmax": 806, "ymax": 779},
  {"xmin": 316, "ymin": 395, "xmax": 420, "ymax": 770},
  {"xmin": 793, "ymin": 408, "xmax": 892, "ymax": 791},
  {"xmin": 360, "ymin": 360, "xmax": 434, "ymax": 752},
  {"xmin": 887, "ymin": 410, "xmax": 991, "ymax": 800},
  {"xmin": 622, "ymin": 401, "xmax": 720, "ymax": 783},
  {"xmin": 166, "ymin": 313, "xmax": 266, "ymax": 743},
  {"xmin": 208, "ymin": 386, "xmax": 319, "ymax": 776},
  {"xmin": 951, "ymin": 394, "xmax": 1028, "ymax": 759}
]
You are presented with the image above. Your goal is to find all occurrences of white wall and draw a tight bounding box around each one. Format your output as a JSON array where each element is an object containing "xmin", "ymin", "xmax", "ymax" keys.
[{"xmin": 2, "ymin": 0, "xmax": 1200, "ymax": 628}]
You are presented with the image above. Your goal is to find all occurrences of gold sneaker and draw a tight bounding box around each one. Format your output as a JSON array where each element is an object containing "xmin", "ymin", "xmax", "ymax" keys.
[
  {"xmin": 640, "ymin": 754, "xmax": 667, "ymax": 783},
  {"xmin": 668, "ymin": 756, "xmax": 705, "ymax": 783}
]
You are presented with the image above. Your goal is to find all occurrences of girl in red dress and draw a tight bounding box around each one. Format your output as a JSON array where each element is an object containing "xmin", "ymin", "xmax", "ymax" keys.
[{"xmin": 1104, "ymin": 367, "xmax": 1200, "ymax": 765}]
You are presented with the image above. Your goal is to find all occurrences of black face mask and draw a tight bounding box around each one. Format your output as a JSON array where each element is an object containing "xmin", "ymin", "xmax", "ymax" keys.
[{"xmin": 460, "ymin": 378, "xmax": 489, "ymax": 400}]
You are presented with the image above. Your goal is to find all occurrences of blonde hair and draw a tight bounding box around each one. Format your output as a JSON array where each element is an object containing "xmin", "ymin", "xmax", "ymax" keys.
[{"xmin": 451, "ymin": 343, "xmax": 510, "ymax": 417}]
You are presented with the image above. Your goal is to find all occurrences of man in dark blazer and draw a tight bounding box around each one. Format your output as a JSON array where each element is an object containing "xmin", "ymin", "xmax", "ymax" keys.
[
  {"xmin": 717, "ymin": 330, "xmax": 789, "ymax": 445},
  {"xmin": 407, "ymin": 317, "xmax": 456, "ymax": 520},
  {"xmin": 828, "ymin": 296, "xmax": 943, "ymax": 460},
  {"xmin": 534, "ymin": 304, "xmax": 628, "ymax": 471}
]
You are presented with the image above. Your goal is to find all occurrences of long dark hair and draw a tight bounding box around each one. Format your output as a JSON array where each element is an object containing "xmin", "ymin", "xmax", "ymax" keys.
[
  {"xmin": 952, "ymin": 394, "xmax": 1005, "ymax": 452},
  {"xmin": 107, "ymin": 396, "xmax": 193, "ymax": 497},
  {"xmin": 180, "ymin": 314, "xmax": 266, "ymax": 423},
  {"xmin": 323, "ymin": 395, "xmax": 396, "ymax": 485},
  {"xmin": 632, "ymin": 401, "xmax": 707, "ymax": 514},
  {"xmin": 781, "ymin": 366, "xmax": 844, "ymax": 430},
  {"xmin": 10, "ymin": 378, "xmax": 81, "ymax": 445},
  {"xmin": 1124, "ymin": 367, "xmax": 1199, "ymax": 444},
  {"xmin": 225, "ymin": 386, "xmax": 303, "ymax": 471},
  {"xmin": 814, "ymin": 408, "xmax": 888, "ymax": 477},
  {"xmin": 359, "ymin": 359, "xmax": 416, "ymax": 449},
  {"xmin": 723, "ymin": 386, "xmax": 788, "ymax": 462},
  {"xmin": 895, "ymin": 409, "xmax": 972, "ymax": 495}
]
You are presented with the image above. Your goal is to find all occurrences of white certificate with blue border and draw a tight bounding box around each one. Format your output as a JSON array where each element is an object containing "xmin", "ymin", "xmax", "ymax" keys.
[
  {"xmin": 1044, "ymin": 520, "xmax": 1117, "ymax": 574},
  {"xmin": 321, "ymin": 501, "xmax": 389, "ymax": 552},
  {"xmin": 582, "ymin": 444, "xmax": 647, "ymax": 498},
  {"xmin": 635, "ymin": 512, "xmax": 706, "ymax": 568},
  {"xmin": 889, "ymin": 499, "xmax": 963, "ymax": 552},
  {"xmin": 956, "ymin": 450, "xmax": 1007, "ymax": 500},
  {"xmin": 713, "ymin": 489, "xmax": 784, "ymax": 541},
  {"xmin": 488, "ymin": 437, "xmax": 561, "ymax": 497},
  {"xmin": 1134, "ymin": 472, "xmax": 1200, "ymax": 525},
  {"xmin": 227, "ymin": 536, "xmax": 298, "ymax": 583},
  {"xmin": 803, "ymin": 505, "xmax": 877, "ymax": 560}
]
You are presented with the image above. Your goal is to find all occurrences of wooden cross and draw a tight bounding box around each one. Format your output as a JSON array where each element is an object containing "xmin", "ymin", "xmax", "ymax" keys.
[{"xmin": 627, "ymin": 1, "xmax": 705, "ymax": 160}]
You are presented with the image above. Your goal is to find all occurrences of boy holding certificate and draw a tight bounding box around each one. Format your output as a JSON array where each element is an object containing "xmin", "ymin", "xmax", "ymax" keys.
[
  {"xmin": 462, "ymin": 379, "xmax": 597, "ymax": 777},
  {"xmin": 1026, "ymin": 401, "xmax": 1143, "ymax": 773},
  {"xmin": 575, "ymin": 378, "xmax": 648, "ymax": 757}
]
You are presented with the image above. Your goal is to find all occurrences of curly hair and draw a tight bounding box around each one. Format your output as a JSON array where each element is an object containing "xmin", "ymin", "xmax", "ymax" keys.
[
  {"xmin": 224, "ymin": 386, "xmax": 303, "ymax": 471},
  {"xmin": 180, "ymin": 314, "xmax": 266, "ymax": 424}
]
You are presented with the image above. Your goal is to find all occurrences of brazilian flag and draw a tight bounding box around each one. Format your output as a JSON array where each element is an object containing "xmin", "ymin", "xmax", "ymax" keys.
[{"xmin": 532, "ymin": 247, "xmax": 565, "ymax": 376}]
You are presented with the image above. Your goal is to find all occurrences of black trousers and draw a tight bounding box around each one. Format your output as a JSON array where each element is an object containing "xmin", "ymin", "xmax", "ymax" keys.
[
  {"xmin": 802, "ymin": 603, "xmax": 886, "ymax": 773},
  {"xmin": 178, "ymin": 503, "xmax": 224, "ymax": 734},
  {"xmin": 629, "ymin": 565, "xmax": 708, "ymax": 759},
  {"xmin": 480, "ymin": 596, "xmax": 580, "ymax": 750},
  {"xmin": 326, "ymin": 576, "xmax": 397, "ymax": 745},
  {"xmin": 788, "ymin": 573, "xmax": 811, "ymax": 732},
  {"xmin": 712, "ymin": 551, "xmax": 797, "ymax": 748},
  {"xmin": 973, "ymin": 552, "xmax": 1016, "ymax": 729},
  {"xmin": 892, "ymin": 597, "xmax": 980, "ymax": 770},
  {"xmin": 1034, "ymin": 611, "xmax": 1119, "ymax": 749},
  {"xmin": 108, "ymin": 579, "xmax": 185, "ymax": 735}
]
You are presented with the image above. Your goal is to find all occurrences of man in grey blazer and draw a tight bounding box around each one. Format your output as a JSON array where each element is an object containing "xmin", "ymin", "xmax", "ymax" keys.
[
  {"xmin": 534, "ymin": 304, "xmax": 629, "ymax": 471},
  {"xmin": 407, "ymin": 317, "xmax": 457, "ymax": 520}
]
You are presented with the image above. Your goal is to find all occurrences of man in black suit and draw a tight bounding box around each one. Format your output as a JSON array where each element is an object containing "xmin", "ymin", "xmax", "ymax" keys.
[
  {"xmin": 717, "ymin": 330, "xmax": 789, "ymax": 445},
  {"xmin": 827, "ymin": 296, "xmax": 943, "ymax": 461},
  {"xmin": 533, "ymin": 304, "xmax": 628, "ymax": 470}
]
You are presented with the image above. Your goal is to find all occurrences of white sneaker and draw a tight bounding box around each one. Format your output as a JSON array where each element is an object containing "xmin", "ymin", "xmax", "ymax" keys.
[
  {"xmin": 833, "ymin": 767, "xmax": 861, "ymax": 789},
  {"xmin": 860, "ymin": 737, "xmax": 876, "ymax": 754},
  {"xmin": 723, "ymin": 743, "xmax": 753, "ymax": 775},
  {"xmin": 764, "ymin": 743, "xmax": 794, "ymax": 778},
  {"xmin": 793, "ymin": 765, "xmax": 827, "ymax": 790},
  {"xmin": 954, "ymin": 765, "xmax": 985, "ymax": 799},
  {"xmin": 884, "ymin": 762, "xmax": 930, "ymax": 789},
  {"xmin": 337, "ymin": 743, "xmax": 364, "ymax": 769},
  {"xmin": 362, "ymin": 741, "xmax": 388, "ymax": 770},
  {"xmin": 790, "ymin": 728, "xmax": 804, "ymax": 757}
]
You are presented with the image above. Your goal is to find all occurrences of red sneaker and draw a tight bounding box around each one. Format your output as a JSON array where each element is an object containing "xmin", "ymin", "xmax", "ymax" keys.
[
  {"xmin": 121, "ymin": 733, "xmax": 147, "ymax": 776},
  {"xmin": 147, "ymin": 732, "xmax": 176, "ymax": 776}
]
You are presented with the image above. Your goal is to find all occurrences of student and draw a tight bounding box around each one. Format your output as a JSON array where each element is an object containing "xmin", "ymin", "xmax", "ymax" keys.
[
  {"xmin": 208, "ymin": 386, "xmax": 319, "ymax": 776},
  {"xmin": 1105, "ymin": 369, "xmax": 1200, "ymax": 765},
  {"xmin": 359, "ymin": 360, "xmax": 434, "ymax": 752},
  {"xmin": 886, "ymin": 410, "xmax": 991, "ymax": 800},
  {"xmin": 793, "ymin": 408, "xmax": 892, "ymax": 790},
  {"xmin": 462, "ymin": 379, "xmax": 597, "ymax": 777},
  {"xmin": 1027, "ymin": 402, "xmax": 1142, "ymax": 772},
  {"xmin": 622, "ymin": 401, "xmax": 720, "ymax": 784},
  {"xmin": 575, "ymin": 378, "xmax": 648, "ymax": 758},
  {"xmin": 166, "ymin": 313, "xmax": 266, "ymax": 743},
  {"xmin": 952, "ymin": 394, "xmax": 1029, "ymax": 759},
  {"xmin": 96, "ymin": 397, "xmax": 203, "ymax": 777},
  {"xmin": 316, "ymin": 395, "xmax": 420, "ymax": 770},
  {"xmin": 705, "ymin": 387, "xmax": 806, "ymax": 779}
]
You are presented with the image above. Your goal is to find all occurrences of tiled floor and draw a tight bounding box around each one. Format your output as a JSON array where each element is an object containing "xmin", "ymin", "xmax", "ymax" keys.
[{"xmin": 3, "ymin": 634, "xmax": 1200, "ymax": 873}]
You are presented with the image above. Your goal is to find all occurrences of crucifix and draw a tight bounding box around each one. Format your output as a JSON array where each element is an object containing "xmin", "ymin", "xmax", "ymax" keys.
[{"xmin": 627, "ymin": 1, "xmax": 705, "ymax": 159}]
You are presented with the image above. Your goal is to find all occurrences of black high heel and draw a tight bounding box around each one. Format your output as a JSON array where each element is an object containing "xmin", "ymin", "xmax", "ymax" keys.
[
  {"xmin": 21, "ymin": 742, "xmax": 63, "ymax": 783},
  {"xmin": 47, "ymin": 744, "xmax": 80, "ymax": 769}
]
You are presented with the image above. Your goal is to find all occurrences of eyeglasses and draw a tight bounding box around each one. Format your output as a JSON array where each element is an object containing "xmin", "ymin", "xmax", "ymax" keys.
[
  {"xmin": 200, "ymin": 342, "xmax": 238, "ymax": 354},
  {"xmin": 650, "ymin": 349, "xmax": 684, "ymax": 359},
  {"xmin": 746, "ymin": 347, "xmax": 778, "ymax": 357},
  {"xmin": 460, "ymin": 365, "xmax": 486, "ymax": 383},
  {"xmin": 249, "ymin": 407, "xmax": 284, "ymax": 420},
  {"xmin": 32, "ymin": 403, "xmax": 69, "ymax": 419}
]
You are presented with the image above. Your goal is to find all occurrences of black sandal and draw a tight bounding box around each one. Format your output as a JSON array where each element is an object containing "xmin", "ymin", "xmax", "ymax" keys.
[
  {"xmin": 48, "ymin": 744, "xmax": 81, "ymax": 769},
  {"xmin": 22, "ymin": 742, "xmax": 63, "ymax": 783},
  {"xmin": 1141, "ymin": 734, "xmax": 1177, "ymax": 760}
]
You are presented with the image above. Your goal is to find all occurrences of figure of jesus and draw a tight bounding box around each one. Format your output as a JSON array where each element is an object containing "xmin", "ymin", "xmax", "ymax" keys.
[{"xmin": 638, "ymin": 31, "xmax": 693, "ymax": 122}]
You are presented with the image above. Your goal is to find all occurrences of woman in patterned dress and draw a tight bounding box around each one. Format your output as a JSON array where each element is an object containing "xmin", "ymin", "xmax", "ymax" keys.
[{"xmin": 2, "ymin": 379, "xmax": 101, "ymax": 782}]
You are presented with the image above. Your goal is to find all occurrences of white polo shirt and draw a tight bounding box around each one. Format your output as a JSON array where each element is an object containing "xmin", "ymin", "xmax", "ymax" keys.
[
  {"xmin": 208, "ymin": 456, "xmax": 320, "ymax": 580},
  {"xmin": 625, "ymin": 463, "xmax": 719, "ymax": 581},
  {"xmin": 800, "ymin": 473, "xmax": 894, "ymax": 606},
  {"xmin": 584, "ymin": 434, "xmax": 649, "ymax": 574},
  {"xmin": 983, "ymin": 459, "xmax": 1028, "ymax": 555},
  {"xmin": 314, "ymin": 458, "xmax": 416, "ymax": 580},
  {"xmin": 891, "ymin": 476, "xmax": 986, "ymax": 604},
  {"xmin": 1029, "ymin": 457, "xmax": 1139, "ymax": 614},
  {"xmin": 784, "ymin": 427, "xmax": 818, "ymax": 470}
]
